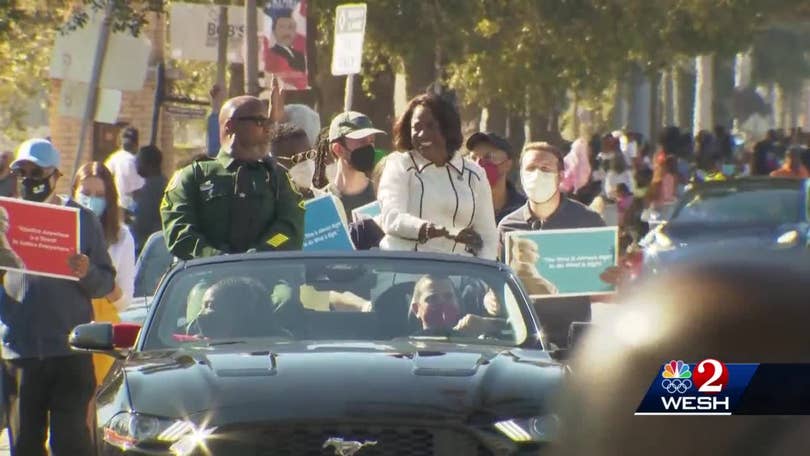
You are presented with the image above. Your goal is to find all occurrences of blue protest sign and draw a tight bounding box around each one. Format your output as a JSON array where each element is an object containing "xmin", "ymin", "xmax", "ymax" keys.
[
  {"xmin": 351, "ymin": 201, "xmax": 381, "ymax": 222},
  {"xmin": 303, "ymin": 194, "xmax": 355, "ymax": 251},
  {"xmin": 505, "ymin": 227, "xmax": 618, "ymax": 297}
]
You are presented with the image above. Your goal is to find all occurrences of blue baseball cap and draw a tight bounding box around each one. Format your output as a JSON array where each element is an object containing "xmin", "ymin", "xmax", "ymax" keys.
[{"xmin": 12, "ymin": 138, "xmax": 60, "ymax": 170}]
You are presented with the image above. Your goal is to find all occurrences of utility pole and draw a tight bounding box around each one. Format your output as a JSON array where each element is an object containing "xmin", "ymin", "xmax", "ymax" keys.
[{"xmin": 244, "ymin": 0, "xmax": 259, "ymax": 95}]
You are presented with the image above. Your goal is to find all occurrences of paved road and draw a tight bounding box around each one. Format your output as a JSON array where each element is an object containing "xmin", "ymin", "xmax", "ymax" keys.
[{"xmin": 0, "ymin": 302, "xmax": 620, "ymax": 455}]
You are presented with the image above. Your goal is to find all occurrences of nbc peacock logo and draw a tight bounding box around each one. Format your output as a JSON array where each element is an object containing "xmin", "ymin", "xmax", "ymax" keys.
[{"xmin": 660, "ymin": 360, "xmax": 693, "ymax": 394}]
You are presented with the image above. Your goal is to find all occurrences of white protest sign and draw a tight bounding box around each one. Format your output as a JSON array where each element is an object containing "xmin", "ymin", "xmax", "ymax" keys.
[
  {"xmin": 49, "ymin": 6, "xmax": 151, "ymax": 91},
  {"xmin": 331, "ymin": 3, "xmax": 367, "ymax": 76},
  {"xmin": 57, "ymin": 81, "xmax": 122, "ymax": 124},
  {"xmin": 169, "ymin": 3, "xmax": 253, "ymax": 63}
]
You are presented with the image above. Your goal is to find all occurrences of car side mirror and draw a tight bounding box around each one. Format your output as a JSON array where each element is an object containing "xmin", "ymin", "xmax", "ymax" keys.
[{"xmin": 69, "ymin": 322, "xmax": 141, "ymax": 359}]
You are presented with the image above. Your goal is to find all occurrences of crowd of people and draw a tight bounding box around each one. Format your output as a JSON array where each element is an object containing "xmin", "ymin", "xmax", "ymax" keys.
[{"xmin": 0, "ymin": 80, "xmax": 809, "ymax": 454}]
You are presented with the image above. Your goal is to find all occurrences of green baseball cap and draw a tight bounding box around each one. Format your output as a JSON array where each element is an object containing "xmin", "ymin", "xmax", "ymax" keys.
[{"xmin": 328, "ymin": 111, "xmax": 386, "ymax": 142}]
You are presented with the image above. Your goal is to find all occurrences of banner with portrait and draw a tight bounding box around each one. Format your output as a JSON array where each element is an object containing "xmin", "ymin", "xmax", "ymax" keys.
[{"xmin": 262, "ymin": 0, "xmax": 309, "ymax": 90}]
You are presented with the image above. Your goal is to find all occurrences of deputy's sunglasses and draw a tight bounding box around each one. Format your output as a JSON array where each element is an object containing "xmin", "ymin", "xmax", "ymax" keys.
[{"xmin": 234, "ymin": 116, "xmax": 271, "ymax": 127}]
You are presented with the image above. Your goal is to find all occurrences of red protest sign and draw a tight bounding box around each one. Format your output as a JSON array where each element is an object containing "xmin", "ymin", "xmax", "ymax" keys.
[{"xmin": 0, "ymin": 197, "xmax": 80, "ymax": 281}]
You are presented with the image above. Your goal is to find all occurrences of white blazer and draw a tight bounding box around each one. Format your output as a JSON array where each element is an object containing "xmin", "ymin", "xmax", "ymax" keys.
[{"xmin": 377, "ymin": 150, "xmax": 497, "ymax": 260}]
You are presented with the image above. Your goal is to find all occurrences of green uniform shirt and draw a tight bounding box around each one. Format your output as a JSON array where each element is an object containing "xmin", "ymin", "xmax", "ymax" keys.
[{"xmin": 160, "ymin": 150, "xmax": 305, "ymax": 260}]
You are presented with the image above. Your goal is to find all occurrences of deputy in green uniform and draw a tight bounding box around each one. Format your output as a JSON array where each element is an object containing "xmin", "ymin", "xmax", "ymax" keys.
[{"xmin": 161, "ymin": 95, "xmax": 304, "ymax": 260}]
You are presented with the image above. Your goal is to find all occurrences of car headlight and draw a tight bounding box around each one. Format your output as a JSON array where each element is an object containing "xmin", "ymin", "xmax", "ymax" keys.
[
  {"xmin": 103, "ymin": 412, "xmax": 215, "ymax": 455},
  {"xmin": 776, "ymin": 230, "xmax": 799, "ymax": 247},
  {"xmin": 494, "ymin": 415, "xmax": 559, "ymax": 442}
]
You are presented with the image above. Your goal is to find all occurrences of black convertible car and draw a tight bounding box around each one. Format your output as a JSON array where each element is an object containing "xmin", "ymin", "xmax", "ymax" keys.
[{"xmin": 71, "ymin": 251, "xmax": 567, "ymax": 456}]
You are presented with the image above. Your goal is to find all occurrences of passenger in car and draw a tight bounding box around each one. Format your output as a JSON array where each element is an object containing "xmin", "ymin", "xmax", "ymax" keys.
[
  {"xmin": 187, "ymin": 277, "xmax": 291, "ymax": 339},
  {"xmin": 410, "ymin": 275, "xmax": 506, "ymax": 337}
]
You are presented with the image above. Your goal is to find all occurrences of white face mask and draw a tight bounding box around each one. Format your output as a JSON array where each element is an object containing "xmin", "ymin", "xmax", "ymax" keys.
[
  {"xmin": 288, "ymin": 159, "xmax": 315, "ymax": 190},
  {"xmin": 325, "ymin": 162, "xmax": 338, "ymax": 184},
  {"xmin": 521, "ymin": 169, "xmax": 559, "ymax": 203}
]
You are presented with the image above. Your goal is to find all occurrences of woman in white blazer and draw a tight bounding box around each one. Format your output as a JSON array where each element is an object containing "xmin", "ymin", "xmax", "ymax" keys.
[{"xmin": 377, "ymin": 93, "xmax": 498, "ymax": 260}]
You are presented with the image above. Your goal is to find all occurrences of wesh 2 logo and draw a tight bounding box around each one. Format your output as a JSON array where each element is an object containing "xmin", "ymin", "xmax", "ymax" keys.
[{"xmin": 659, "ymin": 359, "xmax": 730, "ymax": 412}]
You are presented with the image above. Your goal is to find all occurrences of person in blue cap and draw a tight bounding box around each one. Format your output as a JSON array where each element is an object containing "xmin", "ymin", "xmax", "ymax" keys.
[{"xmin": 1, "ymin": 138, "xmax": 115, "ymax": 455}]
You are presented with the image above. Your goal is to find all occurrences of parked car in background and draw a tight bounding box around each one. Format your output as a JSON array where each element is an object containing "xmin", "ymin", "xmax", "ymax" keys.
[
  {"xmin": 72, "ymin": 251, "xmax": 567, "ymax": 456},
  {"xmin": 637, "ymin": 177, "xmax": 809, "ymax": 275}
]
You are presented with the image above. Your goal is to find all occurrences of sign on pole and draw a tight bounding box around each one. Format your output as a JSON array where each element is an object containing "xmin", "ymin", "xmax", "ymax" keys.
[
  {"xmin": 49, "ymin": 5, "xmax": 150, "ymax": 91},
  {"xmin": 331, "ymin": 3, "xmax": 367, "ymax": 76}
]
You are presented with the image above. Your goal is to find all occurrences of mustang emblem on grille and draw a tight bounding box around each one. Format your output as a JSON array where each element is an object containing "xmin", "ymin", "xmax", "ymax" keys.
[{"xmin": 322, "ymin": 437, "xmax": 378, "ymax": 456}]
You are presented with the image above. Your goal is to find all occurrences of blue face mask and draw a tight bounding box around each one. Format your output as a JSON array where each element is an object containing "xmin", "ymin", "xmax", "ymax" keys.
[{"xmin": 77, "ymin": 194, "xmax": 107, "ymax": 217}]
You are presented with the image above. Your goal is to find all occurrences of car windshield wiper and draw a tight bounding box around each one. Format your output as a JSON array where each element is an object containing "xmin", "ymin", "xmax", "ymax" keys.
[{"xmin": 205, "ymin": 339, "xmax": 249, "ymax": 347}]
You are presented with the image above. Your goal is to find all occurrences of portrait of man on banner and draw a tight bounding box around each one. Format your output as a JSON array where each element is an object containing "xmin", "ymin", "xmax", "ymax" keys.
[{"xmin": 262, "ymin": 0, "xmax": 309, "ymax": 90}]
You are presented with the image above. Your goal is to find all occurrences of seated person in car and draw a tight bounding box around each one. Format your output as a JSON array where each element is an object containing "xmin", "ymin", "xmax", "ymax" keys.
[
  {"xmin": 410, "ymin": 275, "xmax": 506, "ymax": 336},
  {"xmin": 183, "ymin": 277, "xmax": 291, "ymax": 340}
]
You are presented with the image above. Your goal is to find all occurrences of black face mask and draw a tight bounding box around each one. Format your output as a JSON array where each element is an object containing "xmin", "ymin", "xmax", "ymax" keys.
[
  {"xmin": 348, "ymin": 144, "xmax": 376, "ymax": 173},
  {"xmin": 20, "ymin": 176, "xmax": 52, "ymax": 202}
]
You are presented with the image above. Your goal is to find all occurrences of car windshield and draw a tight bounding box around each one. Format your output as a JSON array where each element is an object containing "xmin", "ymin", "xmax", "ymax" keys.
[
  {"xmin": 671, "ymin": 187, "xmax": 803, "ymax": 225},
  {"xmin": 141, "ymin": 256, "xmax": 531, "ymax": 350}
]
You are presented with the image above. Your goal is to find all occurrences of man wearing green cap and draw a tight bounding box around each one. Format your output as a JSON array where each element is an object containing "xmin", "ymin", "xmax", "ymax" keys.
[{"xmin": 323, "ymin": 111, "xmax": 386, "ymax": 221}]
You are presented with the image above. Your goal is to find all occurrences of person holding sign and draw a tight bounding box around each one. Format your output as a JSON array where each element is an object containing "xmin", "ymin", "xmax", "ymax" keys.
[
  {"xmin": 378, "ymin": 93, "xmax": 498, "ymax": 259},
  {"xmin": 161, "ymin": 96, "xmax": 305, "ymax": 260},
  {"xmin": 72, "ymin": 162, "xmax": 136, "ymax": 385},
  {"xmin": 497, "ymin": 142, "xmax": 606, "ymax": 348},
  {"xmin": 2, "ymin": 139, "xmax": 115, "ymax": 455}
]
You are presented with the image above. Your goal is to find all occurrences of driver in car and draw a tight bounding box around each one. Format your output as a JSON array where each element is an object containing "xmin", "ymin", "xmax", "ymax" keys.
[{"xmin": 410, "ymin": 275, "xmax": 507, "ymax": 337}]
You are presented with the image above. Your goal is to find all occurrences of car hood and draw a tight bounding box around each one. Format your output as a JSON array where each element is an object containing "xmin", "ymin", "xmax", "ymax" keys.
[
  {"xmin": 661, "ymin": 222, "xmax": 802, "ymax": 246},
  {"xmin": 122, "ymin": 340, "xmax": 562, "ymax": 424}
]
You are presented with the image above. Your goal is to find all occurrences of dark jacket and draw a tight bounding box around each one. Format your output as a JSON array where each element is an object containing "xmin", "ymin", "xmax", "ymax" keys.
[
  {"xmin": 0, "ymin": 199, "xmax": 115, "ymax": 359},
  {"xmin": 132, "ymin": 174, "xmax": 168, "ymax": 253}
]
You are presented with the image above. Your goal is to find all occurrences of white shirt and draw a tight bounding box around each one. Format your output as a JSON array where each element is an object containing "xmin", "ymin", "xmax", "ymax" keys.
[
  {"xmin": 378, "ymin": 150, "xmax": 498, "ymax": 260},
  {"xmin": 603, "ymin": 170, "xmax": 635, "ymax": 200},
  {"xmin": 105, "ymin": 149, "xmax": 145, "ymax": 209},
  {"xmin": 108, "ymin": 225, "xmax": 135, "ymax": 312}
]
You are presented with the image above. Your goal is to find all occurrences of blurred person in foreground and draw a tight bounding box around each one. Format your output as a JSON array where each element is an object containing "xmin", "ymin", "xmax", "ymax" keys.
[{"xmin": 552, "ymin": 248, "xmax": 810, "ymax": 456}]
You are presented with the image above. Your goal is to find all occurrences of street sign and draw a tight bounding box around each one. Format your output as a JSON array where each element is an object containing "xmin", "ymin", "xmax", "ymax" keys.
[
  {"xmin": 49, "ymin": 6, "xmax": 151, "ymax": 91},
  {"xmin": 170, "ymin": 3, "xmax": 252, "ymax": 64},
  {"xmin": 331, "ymin": 4, "xmax": 367, "ymax": 76},
  {"xmin": 57, "ymin": 81, "xmax": 122, "ymax": 124}
]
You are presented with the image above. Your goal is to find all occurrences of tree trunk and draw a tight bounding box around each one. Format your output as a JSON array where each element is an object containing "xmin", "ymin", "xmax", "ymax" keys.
[
  {"xmin": 800, "ymin": 79, "xmax": 810, "ymax": 132},
  {"xmin": 479, "ymin": 107, "xmax": 490, "ymax": 132},
  {"xmin": 524, "ymin": 91, "xmax": 532, "ymax": 143},
  {"xmin": 629, "ymin": 64, "xmax": 652, "ymax": 140},
  {"xmin": 774, "ymin": 84, "xmax": 786, "ymax": 130},
  {"xmin": 693, "ymin": 54, "xmax": 714, "ymax": 134},
  {"xmin": 649, "ymin": 71, "xmax": 660, "ymax": 144},
  {"xmin": 662, "ymin": 70, "xmax": 674, "ymax": 126},
  {"xmin": 613, "ymin": 77, "xmax": 629, "ymax": 130},
  {"xmin": 732, "ymin": 51, "xmax": 752, "ymax": 133}
]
